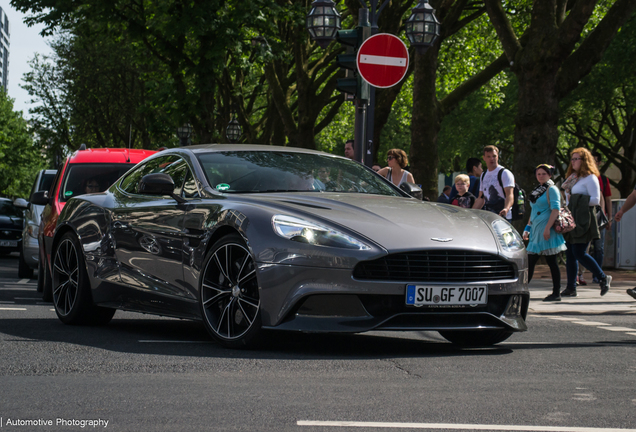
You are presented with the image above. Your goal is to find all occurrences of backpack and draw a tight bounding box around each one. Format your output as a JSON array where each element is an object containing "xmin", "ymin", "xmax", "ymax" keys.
[{"xmin": 480, "ymin": 168, "xmax": 526, "ymax": 220}]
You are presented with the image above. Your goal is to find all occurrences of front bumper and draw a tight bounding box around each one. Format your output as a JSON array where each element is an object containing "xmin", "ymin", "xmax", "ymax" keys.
[{"xmin": 257, "ymin": 263, "xmax": 529, "ymax": 333}]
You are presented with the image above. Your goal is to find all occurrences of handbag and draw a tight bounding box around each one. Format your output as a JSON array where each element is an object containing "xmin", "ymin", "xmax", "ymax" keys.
[
  {"xmin": 547, "ymin": 187, "xmax": 576, "ymax": 234},
  {"xmin": 596, "ymin": 205, "xmax": 609, "ymax": 229}
]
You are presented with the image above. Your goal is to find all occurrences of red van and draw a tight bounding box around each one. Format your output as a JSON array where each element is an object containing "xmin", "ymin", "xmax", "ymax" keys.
[{"xmin": 32, "ymin": 147, "xmax": 157, "ymax": 300}]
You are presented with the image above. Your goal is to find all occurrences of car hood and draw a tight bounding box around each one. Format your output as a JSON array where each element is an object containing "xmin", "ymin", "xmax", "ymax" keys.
[
  {"xmin": 0, "ymin": 215, "xmax": 23, "ymax": 230},
  {"xmin": 240, "ymin": 193, "xmax": 498, "ymax": 252}
]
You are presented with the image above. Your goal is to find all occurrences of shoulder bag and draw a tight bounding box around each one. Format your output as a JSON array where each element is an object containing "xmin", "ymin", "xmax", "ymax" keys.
[{"xmin": 547, "ymin": 187, "xmax": 576, "ymax": 234}]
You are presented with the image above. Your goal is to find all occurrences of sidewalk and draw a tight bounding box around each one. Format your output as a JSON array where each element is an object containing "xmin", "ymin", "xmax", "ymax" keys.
[{"xmin": 528, "ymin": 264, "xmax": 636, "ymax": 315}]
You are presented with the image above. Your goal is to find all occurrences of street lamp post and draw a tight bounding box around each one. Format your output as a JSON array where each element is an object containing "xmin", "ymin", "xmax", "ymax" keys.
[
  {"xmin": 176, "ymin": 123, "xmax": 193, "ymax": 146},
  {"xmin": 307, "ymin": 0, "xmax": 440, "ymax": 166}
]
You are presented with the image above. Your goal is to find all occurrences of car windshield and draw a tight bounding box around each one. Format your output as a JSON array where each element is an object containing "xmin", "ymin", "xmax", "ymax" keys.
[
  {"xmin": 197, "ymin": 151, "xmax": 401, "ymax": 195},
  {"xmin": 60, "ymin": 163, "xmax": 136, "ymax": 202},
  {"xmin": 0, "ymin": 201, "xmax": 22, "ymax": 218}
]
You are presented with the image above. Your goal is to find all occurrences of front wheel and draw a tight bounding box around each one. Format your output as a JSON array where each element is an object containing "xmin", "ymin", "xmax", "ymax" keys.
[
  {"xmin": 52, "ymin": 233, "xmax": 115, "ymax": 325},
  {"xmin": 199, "ymin": 234, "xmax": 262, "ymax": 348},
  {"xmin": 438, "ymin": 329, "xmax": 513, "ymax": 347}
]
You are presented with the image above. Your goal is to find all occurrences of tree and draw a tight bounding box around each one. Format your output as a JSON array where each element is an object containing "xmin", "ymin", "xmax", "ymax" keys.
[
  {"xmin": 485, "ymin": 0, "xmax": 636, "ymax": 191},
  {"xmin": 409, "ymin": 1, "xmax": 510, "ymax": 199},
  {"xmin": 0, "ymin": 90, "xmax": 43, "ymax": 198},
  {"xmin": 560, "ymin": 12, "xmax": 636, "ymax": 197}
]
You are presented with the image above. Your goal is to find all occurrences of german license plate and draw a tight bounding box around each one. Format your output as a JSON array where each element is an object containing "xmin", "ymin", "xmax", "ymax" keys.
[
  {"xmin": 0, "ymin": 240, "xmax": 17, "ymax": 247},
  {"xmin": 406, "ymin": 285, "xmax": 487, "ymax": 306}
]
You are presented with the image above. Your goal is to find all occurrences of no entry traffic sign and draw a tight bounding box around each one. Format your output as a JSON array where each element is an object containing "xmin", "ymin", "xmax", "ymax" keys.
[{"xmin": 357, "ymin": 33, "xmax": 409, "ymax": 89}]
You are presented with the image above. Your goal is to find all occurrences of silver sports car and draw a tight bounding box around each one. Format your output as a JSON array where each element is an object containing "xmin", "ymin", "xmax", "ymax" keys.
[{"xmin": 50, "ymin": 145, "xmax": 529, "ymax": 348}]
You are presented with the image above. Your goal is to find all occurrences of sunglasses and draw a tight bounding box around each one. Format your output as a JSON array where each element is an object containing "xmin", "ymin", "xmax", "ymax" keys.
[
  {"xmin": 571, "ymin": 157, "xmax": 582, "ymax": 161},
  {"xmin": 387, "ymin": 156, "xmax": 395, "ymax": 161}
]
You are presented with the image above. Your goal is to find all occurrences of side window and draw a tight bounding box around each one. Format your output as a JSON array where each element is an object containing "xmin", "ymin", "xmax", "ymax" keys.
[
  {"xmin": 120, "ymin": 155, "xmax": 181, "ymax": 194},
  {"xmin": 162, "ymin": 161, "xmax": 188, "ymax": 196},
  {"xmin": 182, "ymin": 170, "xmax": 200, "ymax": 198}
]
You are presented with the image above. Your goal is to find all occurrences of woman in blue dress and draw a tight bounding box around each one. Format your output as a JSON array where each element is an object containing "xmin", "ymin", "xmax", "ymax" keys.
[{"xmin": 522, "ymin": 164, "xmax": 567, "ymax": 301}]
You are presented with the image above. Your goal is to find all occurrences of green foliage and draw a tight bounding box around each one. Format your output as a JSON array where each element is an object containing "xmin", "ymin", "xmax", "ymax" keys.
[{"xmin": 0, "ymin": 91, "xmax": 44, "ymax": 198}]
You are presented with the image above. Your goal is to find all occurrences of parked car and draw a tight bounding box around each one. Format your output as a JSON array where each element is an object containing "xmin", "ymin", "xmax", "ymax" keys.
[
  {"xmin": 15, "ymin": 169, "xmax": 57, "ymax": 278},
  {"xmin": 31, "ymin": 146, "xmax": 158, "ymax": 300},
  {"xmin": 0, "ymin": 198, "xmax": 25, "ymax": 255},
  {"xmin": 45, "ymin": 145, "xmax": 529, "ymax": 348}
]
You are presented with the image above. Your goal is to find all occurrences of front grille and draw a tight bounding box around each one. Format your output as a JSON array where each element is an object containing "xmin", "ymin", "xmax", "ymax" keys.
[
  {"xmin": 353, "ymin": 250, "xmax": 516, "ymax": 283},
  {"xmin": 0, "ymin": 230, "xmax": 22, "ymax": 241}
]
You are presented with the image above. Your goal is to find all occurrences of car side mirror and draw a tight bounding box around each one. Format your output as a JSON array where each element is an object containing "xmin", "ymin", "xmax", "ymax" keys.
[
  {"xmin": 30, "ymin": 191, "xmax": 50, "ymax": 206},
  {"xmin": 139, "ymin": 173, "xmax": 175, "ymax": 195},
  {"xmin": 400, "ymin": 182, "xmax": 423, "ymax": 200},
  {"xmin": 13, "ymin": 198, "xmax": 29, "ymax": 209},
  {"xmin": 139, "ymin": 173, "xmax": 188, "ymax": 204}
]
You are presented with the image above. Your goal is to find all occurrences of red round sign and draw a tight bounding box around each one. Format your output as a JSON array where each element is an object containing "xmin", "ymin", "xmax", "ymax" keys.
[{"xmin": 357, "ymin": 33, "xmax": 409, "ymax": 88}]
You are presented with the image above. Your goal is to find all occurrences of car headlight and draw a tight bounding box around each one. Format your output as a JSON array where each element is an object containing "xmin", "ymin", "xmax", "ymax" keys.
[
  {"xmin": 272, "ymin": 215, "xmax": 371, "ymax": 250},
  {"xmin": 492, "ymin": 219, "xmax": 524, "ymax": 252},
  {"xmin": 27, "ymin": 224, "xmax": 39, "ymax": 239}
]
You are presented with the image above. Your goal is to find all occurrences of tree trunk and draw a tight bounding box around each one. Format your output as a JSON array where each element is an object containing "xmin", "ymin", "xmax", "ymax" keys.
[
  {"xmin": 410, "ymin": 48, "xmax": 441, "ymax": 200},
  {"xmin": 512, "ymin": 69, "xmax": 560, "ymax": 191}
]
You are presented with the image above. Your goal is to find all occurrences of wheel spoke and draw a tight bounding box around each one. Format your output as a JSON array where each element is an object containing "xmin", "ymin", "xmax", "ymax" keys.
[
  {"xmin": 237, "ymin": 300, "xmax": 254, "ymax": 325},
  {"xmin": 202, "ymin": 290, "xmax": 230, "ymax": 308},
  {"xmin": 239, "ymin": 297, "xmax": 259, "ymax": 309},
  {"xmin": 238, "ymin": 268, "xmax": 256, "ymax": 284},
  {"xmin": 213, "ymin": 251, "xmax": 231, "ymax": 284}
]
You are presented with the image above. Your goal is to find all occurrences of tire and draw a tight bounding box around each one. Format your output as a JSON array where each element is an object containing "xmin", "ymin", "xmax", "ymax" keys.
[
  {"xmin": 51, "ymin": 233, "xmax": 115, "ymax": 325},
  {"xmin": 18, "ymin": 249, "xmax": 34, "ymax": 279},
  {"xmin": 199, "ymin": 234, "xmax": 262, "ymax": 348},
  {"xmin": 40, "ymin": 254, "xmax": 53, "ymax": 301},
  {"xmin": 438, "ymin": 329, "xmax": 513, "ymax": 347}
]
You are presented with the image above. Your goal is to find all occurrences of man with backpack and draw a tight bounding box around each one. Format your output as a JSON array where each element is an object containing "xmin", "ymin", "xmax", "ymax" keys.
[{"xmin": 473, "ymin": 145, "xmax": 517, "ymax": 220}]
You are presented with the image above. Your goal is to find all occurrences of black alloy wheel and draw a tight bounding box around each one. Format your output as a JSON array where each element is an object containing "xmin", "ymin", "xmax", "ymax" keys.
[
  {"xmin": 200, "ymin": 234, "xmax": 261, "ymax": 348},
  {"xmin": 52, "ymin": 232, "xmax": 115, "ymax": 325}
]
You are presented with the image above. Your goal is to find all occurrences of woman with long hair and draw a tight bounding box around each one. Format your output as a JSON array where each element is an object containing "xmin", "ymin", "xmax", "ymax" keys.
[
  {"xmin": 560, "ymin": 148, "xmax": 612, "ymax": 297},
  {"xmin": 377, "ymin": 149, "xmax": 415, "ymax": 187},
  {"xmin": 522, "ymin": 164, "xmax": 567, "ymax": 301}
]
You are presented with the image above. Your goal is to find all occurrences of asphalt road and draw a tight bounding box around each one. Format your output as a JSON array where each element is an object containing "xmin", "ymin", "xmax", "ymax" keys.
[{"xmin": 1, "ymin": 252, "xmax": 635, "ymax": 432}]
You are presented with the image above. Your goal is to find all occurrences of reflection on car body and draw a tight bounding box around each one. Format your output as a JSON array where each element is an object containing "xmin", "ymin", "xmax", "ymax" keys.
[{"xmin": 48, "ymin": 144, "xmax": 529, "ymax": 349}]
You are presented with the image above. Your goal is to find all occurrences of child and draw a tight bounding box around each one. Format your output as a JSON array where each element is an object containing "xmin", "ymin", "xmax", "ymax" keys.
[{"xmin": 450, "ymin": 174, "xmax": 476, "ymax": 208}]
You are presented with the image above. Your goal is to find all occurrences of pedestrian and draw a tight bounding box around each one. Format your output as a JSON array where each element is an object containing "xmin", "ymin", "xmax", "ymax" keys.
[
  {"xmin": 613, "ymin": 186, "xmax": 636, "ymax": 300},
  {"xmin": 437, "ymin": 185, "xmax": 452, "ymax": 203},
  {"xmin": 560, "ymin": 147, "xmax": 612, "ymax": 297},
  {"xmin": 376, "ymin": 149, "xmax": 415, "ymax": 187},
  {"xmin": 449, "ymin": 175, "xmax": 476, "ymax": 208},
  {"xmin": 472, "ymin": 145, "xmax": 515, "ymax": 220},
  {"xmin": 522, "ymin": 164, "xmax": 567, "ymax": 301},
  {"xmin": 449, "ymin": 158, "xmax": 483, "ymax": 200},
  {"xmin": 344, "ymin": 140, "xmax": 355, "ymax": 160},
  {"xmin": 590, "ymin": 152, "xmax": 612, "ymax": 281},
  {"xmin": 371, "ymin": 164, "xmax": 381, "ymax": 172}
]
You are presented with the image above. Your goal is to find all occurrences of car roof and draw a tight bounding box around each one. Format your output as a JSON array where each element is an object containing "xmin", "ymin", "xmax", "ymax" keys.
[
  {"xmin": 68, "ymin": 148, "xmax": 158, "ymax": 164},
  {"xmin": 183, "ymin": 144, "xmax": 348, "ymax": 159}
]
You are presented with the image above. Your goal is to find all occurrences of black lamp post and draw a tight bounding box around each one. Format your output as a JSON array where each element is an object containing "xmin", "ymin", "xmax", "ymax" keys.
[
  {"xmin": 405, "ymin": 0, "xmax": 441, "ymax": 54},
  {"xmin": 226, "ymin": 116, "xmax": 242, "ymax": 143},
  {"xmin": 176, "ymin": 123, "xmax": 193, "ymax": 146},
  {"xmin": 306, "ymin": 0, "xmax": 342, "ymax": 49}
]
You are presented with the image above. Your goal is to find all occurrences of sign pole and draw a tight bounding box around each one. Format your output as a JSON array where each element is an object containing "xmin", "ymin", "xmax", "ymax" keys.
[{"xmin": 353, "ymin": 8, "xmax": 371, "ymax": 165}]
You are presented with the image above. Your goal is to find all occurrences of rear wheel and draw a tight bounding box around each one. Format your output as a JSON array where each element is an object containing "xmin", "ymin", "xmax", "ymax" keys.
[
  {"xmin": 18, "ymin": 249, "xmax": 34, "ymax": 279},
  {"xmin": 199, "ymin": 234, "xmax": 262, "ymax": 348},
  {"xmin": 438, "ymin": 329, "xmax": 513, "ymax": 347},
  {"xmin": 52, "ymin": 233, "xmax": 115, "ymax": 325}
]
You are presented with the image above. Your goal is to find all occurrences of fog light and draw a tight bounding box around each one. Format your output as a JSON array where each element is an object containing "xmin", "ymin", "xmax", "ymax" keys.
[{"xmin": 504, "ymin": 295, "xmax": 522, "ymax": 317}]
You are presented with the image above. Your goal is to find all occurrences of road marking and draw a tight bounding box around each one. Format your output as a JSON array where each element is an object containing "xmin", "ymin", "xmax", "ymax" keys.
[
  {"xmin": 627, "ymin": 333, "xmax": 636, "ymax": 336},
  {"xmin": 297, "ymin": 420, "xmax": 636, "ymax": 431},
  {"xmin": 598, "ymin": 326, "xmax": 636, "ymax": 332},
  {"xmin": 18, "ymin": 279, "xmax": 31, "ymax": 284},
  {"xmin": 138, "ymin": 340, "xmax": 213, "ymax": 344},
  {"xmin": 14, "ymin": 297, "xmax": 41, "ymax": 300},
  {"xmin": 545, "ymin": 317, "xmax": 581, "ymax": 321},
  {"xmin": 0, "ymin": 307, "xmax": 27, "ymax": 311},
  {"xmin": 570, "ymin": 321, "xmax": 611, "ymax": 326}
]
